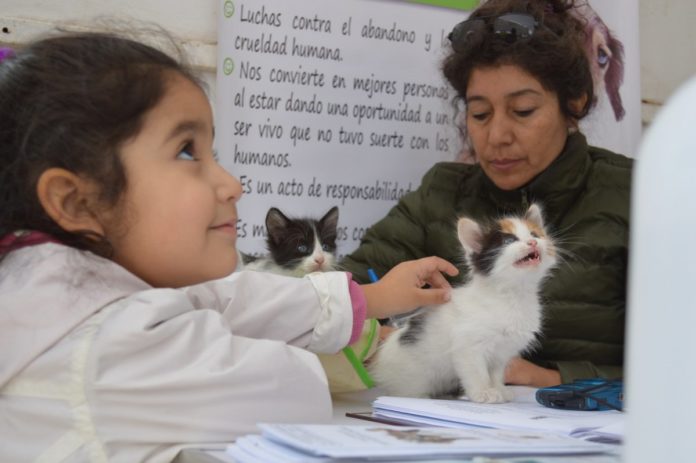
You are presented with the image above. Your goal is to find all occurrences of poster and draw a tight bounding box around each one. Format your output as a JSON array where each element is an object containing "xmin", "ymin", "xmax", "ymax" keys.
[
  {"xmin": 216, "ymin": 0, "xmax": 640, "ymax": 257},
  {"xmin": 576, "ymin": 0, "xmax": 642, "ymax": 155}
]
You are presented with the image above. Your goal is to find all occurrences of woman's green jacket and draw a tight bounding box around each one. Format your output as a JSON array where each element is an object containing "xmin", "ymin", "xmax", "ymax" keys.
[{"xmin": 342, "ymin": 133, "xmax": 633, "ymax": 382}]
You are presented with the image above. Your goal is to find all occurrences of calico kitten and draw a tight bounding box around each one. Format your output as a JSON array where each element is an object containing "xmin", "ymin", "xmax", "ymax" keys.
[
  {"xmin": 242, "ymin": 206, "xmax": 339, "ymax": 277},
  {"xmin": 370, "ymin": 204, "xmax": 557, "ymax": 403}
]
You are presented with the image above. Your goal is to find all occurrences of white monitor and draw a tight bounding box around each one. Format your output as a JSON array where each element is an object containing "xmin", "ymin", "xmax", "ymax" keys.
[{"xmin": 625, "ymin": 75, "xmax": 696, "ymax": 461}]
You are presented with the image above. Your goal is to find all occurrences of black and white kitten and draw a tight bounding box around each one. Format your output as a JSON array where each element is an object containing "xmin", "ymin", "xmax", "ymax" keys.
[
  {"xmin": 242, "ymin": 206, "xmax": 339, "ymax": 277},
  {"xmin": 370, "ymin": 204, "xmax": 557, "ymax": 403}
]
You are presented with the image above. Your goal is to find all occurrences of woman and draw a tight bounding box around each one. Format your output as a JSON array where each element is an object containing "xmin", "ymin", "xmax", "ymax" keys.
[{"xmin": 342, "ymin": 0, "xmax": 632, "ymax": 387}]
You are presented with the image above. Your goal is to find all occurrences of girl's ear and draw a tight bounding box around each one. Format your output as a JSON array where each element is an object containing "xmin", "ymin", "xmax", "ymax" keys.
[{"xmin": 36, "ymin": 168, "xmax": 105, "ymax": 236}]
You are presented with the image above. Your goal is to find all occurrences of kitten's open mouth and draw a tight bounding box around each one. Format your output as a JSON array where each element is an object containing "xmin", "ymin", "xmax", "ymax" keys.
[{"xmin": 515, "ymin": 250, "xmax": 541, "ymax": 267}]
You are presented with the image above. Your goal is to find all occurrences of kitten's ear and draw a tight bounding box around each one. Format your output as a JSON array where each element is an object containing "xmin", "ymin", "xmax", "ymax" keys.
[
  {"xmin": 320, "ymin": 206, "xmax": 339, "ymax": 230},
  {"xmin": 457, "ymin": 217, "xmax": 483, "ymax": 255},
  {"xmin": 265, "ymin": 207, "xmax": 290, "ymax": 244},
  {"xmin": 525, "ymin": 203, "xmax": 545, "ymax": 229}
]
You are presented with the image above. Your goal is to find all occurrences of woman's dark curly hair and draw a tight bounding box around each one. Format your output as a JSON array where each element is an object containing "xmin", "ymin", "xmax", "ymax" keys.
[
  {"xmin": 443, "ymin": 0, "xmax": 594, "ymax": 122},
  {"xmin": 0, "ymin": 30, "xmax": 200, "ymax": 258}
]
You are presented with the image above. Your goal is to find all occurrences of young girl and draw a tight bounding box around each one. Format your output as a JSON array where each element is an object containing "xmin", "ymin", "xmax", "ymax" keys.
[{"xmin": 0, "ymin": 32, "xmax": 457, "ymax": 462}]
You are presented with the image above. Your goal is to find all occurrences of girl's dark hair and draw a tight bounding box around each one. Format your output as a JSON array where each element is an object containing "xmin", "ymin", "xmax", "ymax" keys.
[
  {"xmin": 0, "ymin": 30, "xmax": 200, "ymax": 257},
  {"xmin": 443, "ymin": 0, "xmax": 594, "ymax": 122}
]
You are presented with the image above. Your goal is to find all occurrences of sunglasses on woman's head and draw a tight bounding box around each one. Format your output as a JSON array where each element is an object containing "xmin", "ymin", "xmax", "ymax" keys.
[{"xmin": 448, "ymin": 13, "xmax": 539, "ymax": 53}]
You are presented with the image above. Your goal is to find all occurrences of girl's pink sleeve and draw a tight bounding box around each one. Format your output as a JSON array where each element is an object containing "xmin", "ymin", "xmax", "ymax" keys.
[{"xmin": 346, "ymin": 273, "xmax": 367, "ymax": 345}]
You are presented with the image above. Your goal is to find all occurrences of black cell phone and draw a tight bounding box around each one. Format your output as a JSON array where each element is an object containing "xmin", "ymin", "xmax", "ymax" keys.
[{"xmin": 535, "ymin": 378, "xmax": 623, "ymax": 411}]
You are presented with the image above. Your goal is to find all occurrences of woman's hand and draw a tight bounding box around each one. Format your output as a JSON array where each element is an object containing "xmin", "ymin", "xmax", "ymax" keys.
[
  {"xmin": 504, "ymin": 357, "xmax": 561, "ymax": 387},
  {"xmin": 360, "ymin": 256, "xmax": 458, "ymax": 320}
]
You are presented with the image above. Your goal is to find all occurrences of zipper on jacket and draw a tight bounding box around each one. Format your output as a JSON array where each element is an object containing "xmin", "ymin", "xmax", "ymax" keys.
[{"xmin": 520, "ymin": 188, "xmax": 529, "ymax": 210}]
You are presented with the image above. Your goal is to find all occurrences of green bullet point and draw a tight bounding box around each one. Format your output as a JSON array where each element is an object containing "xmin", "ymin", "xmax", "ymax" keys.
[
  {"xmin": 223, "ymin": 57, "xmax": 234, "ymax": 76},
  {"xmin": 224, "ymin": 1, "xmax": 235, "ymax": 18}
]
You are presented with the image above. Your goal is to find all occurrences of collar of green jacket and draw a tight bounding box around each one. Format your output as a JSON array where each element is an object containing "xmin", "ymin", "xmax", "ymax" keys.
[{"xmin": 459, "ymin": 133, "xmax": 592, "ymax": 222}]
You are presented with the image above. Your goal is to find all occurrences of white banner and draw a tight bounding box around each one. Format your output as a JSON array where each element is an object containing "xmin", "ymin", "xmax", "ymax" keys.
[{"xmin": 216, "ymin": 0, "xmax": 640, "ymax": 257}]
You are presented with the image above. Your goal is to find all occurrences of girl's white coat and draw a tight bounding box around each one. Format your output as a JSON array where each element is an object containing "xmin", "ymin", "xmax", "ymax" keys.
[{"xmin": 0, "ymin": 243, "xmax": 354, "ymax": 462}]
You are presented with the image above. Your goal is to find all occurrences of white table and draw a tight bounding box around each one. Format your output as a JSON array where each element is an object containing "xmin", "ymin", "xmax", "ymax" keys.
[{"xmin": 174, "ymin": 387, "xmax": 622, "ymax": 463}]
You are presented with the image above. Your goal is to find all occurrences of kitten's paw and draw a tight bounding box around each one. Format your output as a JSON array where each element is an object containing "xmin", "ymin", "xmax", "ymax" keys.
[
  {"xmin": 468, "ymin": 387, "xmax": 508, "ymax": 403},
  {"xmin": 498, "ymin": 386, "xmax": 515, "ymax": 402}
]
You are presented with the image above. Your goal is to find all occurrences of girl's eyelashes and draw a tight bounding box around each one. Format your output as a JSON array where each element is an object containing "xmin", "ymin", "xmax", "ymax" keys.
[
  {"xmin": 176, "ymin": 142, "xmax": 197, "ymax": 161},
  {"xmin": 176, "ymin": 141, "xmax": 218, "ymax": 162}
]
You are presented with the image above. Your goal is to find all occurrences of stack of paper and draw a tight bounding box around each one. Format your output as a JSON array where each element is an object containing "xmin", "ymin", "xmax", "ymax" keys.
[
  {"xmin": 226, "ymin": 423, "xmax": 612, "ymax": 462},
  {"xmin": 371, "ymin": 392, "xmax": 624, "ymax": 444}
]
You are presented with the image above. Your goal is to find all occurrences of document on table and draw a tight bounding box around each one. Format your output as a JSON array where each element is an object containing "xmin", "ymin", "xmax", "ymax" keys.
[
  {"xmin": 226, "ymin": 423, "xmax": 613, "ymax": 462},
  {"xmin": 370, "ymin": 387, "xmax": 625, "ymax": 443}
]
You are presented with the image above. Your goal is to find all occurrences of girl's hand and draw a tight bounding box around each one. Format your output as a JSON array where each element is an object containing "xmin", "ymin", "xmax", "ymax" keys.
[
  {"xmin": 504, "ymin": 357, "xmax": 562, "ymax": 387},
  {"xmin": 360, "ymin": 256, "xmax": 458, "ymax": 319},
  {"xmin": 378, "ymin": 324, "xmax": 396, "ymax": 342}
]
